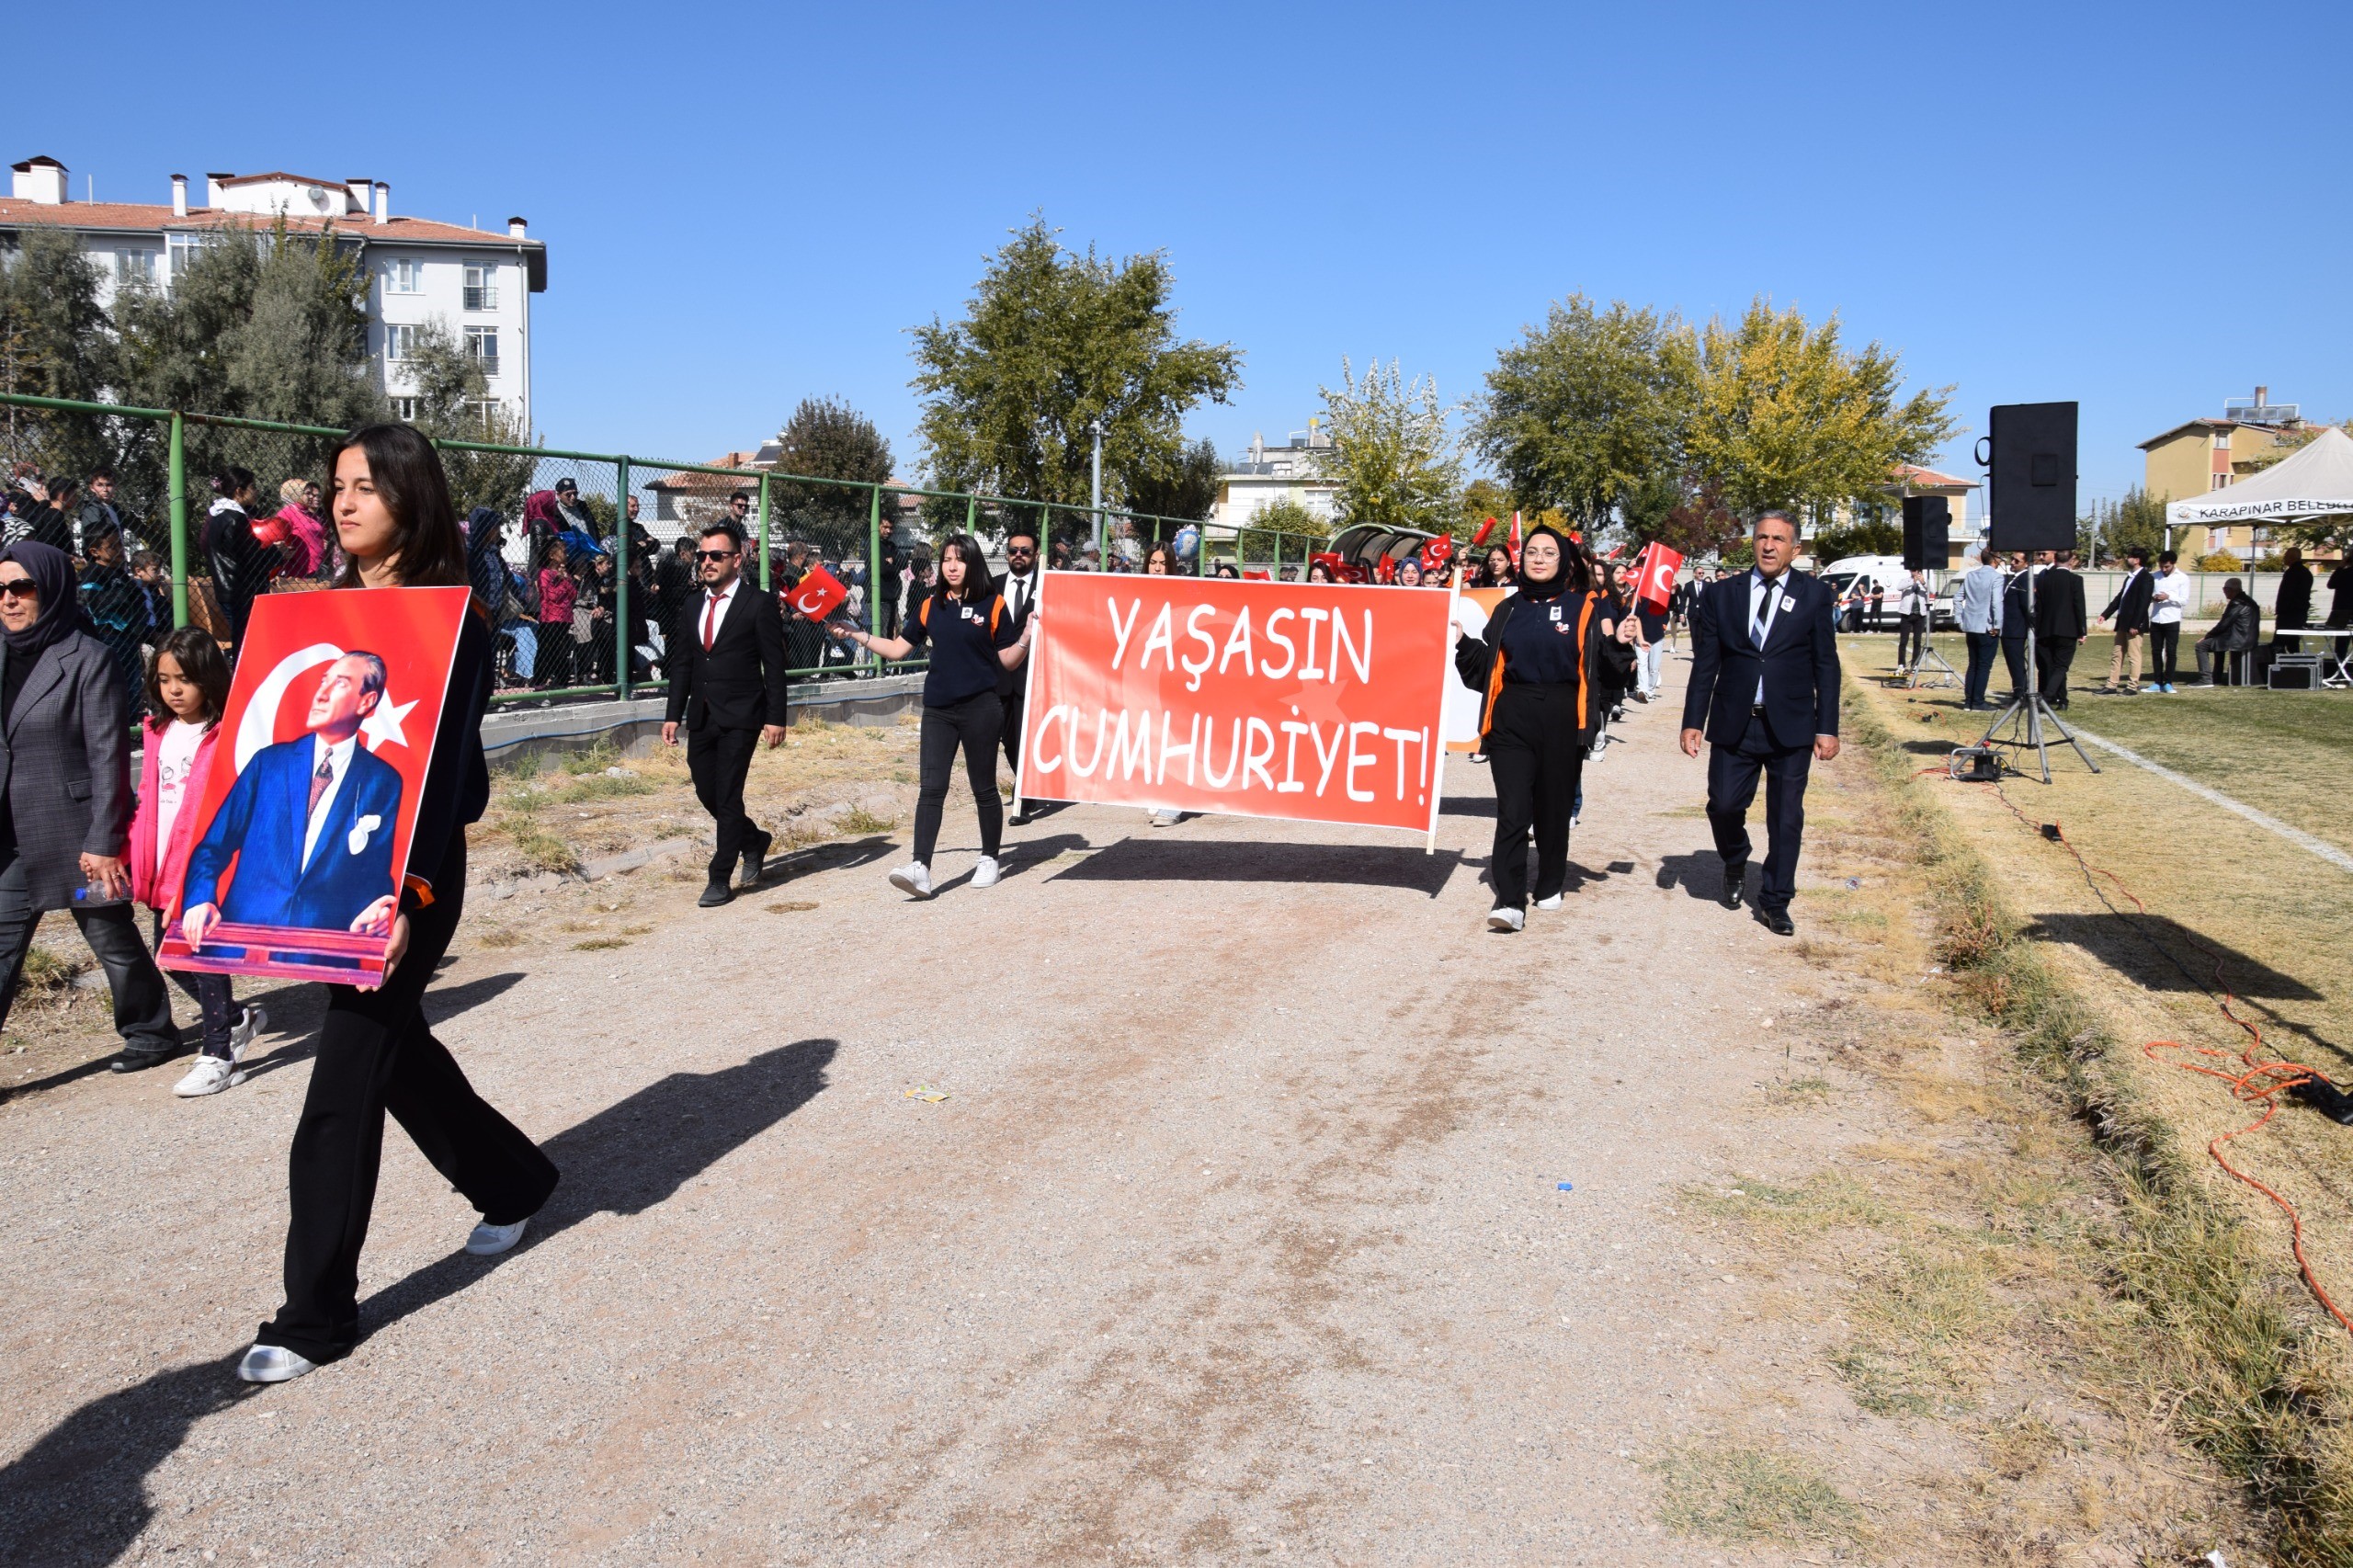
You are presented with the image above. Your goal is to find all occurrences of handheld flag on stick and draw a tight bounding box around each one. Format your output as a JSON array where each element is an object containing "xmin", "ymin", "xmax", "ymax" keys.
[
  {"xmin": 1635, "ymin": 542, "xmax": 1684, "ymax": 612},
  {"xmin": 1508, "ymin": 512, "xmax": 1524, "ymax": 568},
  {"xmin": 783, "ymin": 563, "xmax": 848, "ymax": 621}
]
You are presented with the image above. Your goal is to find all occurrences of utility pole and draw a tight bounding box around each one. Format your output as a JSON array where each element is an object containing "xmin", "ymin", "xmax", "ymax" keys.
[{"xmin": 1090, "ymin": 418, "xmax": 1105, "ymax": 566}]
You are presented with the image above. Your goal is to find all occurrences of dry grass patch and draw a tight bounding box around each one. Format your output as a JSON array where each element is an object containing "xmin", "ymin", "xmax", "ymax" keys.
[
  {"xmin": 1648, "ymin": 1439, "xmax": 1859, "ymax": 1545},
  {"xmin": 1832, "ymin": 1243, "xmax": 2010, "ymax": 1416},
  {"xmin": 473, "ymin": 926, "xmax": 525, "ymax": 950},
  {"xmin": 1682, "ymin": 1172, "xmax": 1894, "ymax": 1233}
]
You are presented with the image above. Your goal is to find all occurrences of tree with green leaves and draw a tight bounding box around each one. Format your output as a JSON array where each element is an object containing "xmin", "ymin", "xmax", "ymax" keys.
[
  {"xmin": 1473, "ymin": 295, "xmax": 1695, "ymax": 531},
  {"xmin": 114, "ymin": 220, "xmax": 383, "ymax": 493},
  {"xmin": 399, "ymin": 321, "xmax": 538, "ymax": 520},
  {"xmin": 1121, "ymin": 435, "xmax": 1222, "ymax": 525},
  {"xmin": 1316, "ymin": 358, "xmax": 1462, "ymax": 533},
  {"xmin": 2081, "ymin": 484, "xmax": 2168, "ymax": 565},
  {"xmin": 910, "ymin": 216, "xmax": 1242, "ymax": 511},
  {"xmin": 0, "ymin": 226, "xmax": 120, "ymax": 483},
  {"xmin": 774, "ymin": 395, "xmax": 893, "ymax": 550},
  {"xmin": 1684, "ymin": 298, "xmax": 1954, "ymax": 524},
  {"xmin": 1456, "ymin": 476, "xmax": 1518, "ymax": 537}
]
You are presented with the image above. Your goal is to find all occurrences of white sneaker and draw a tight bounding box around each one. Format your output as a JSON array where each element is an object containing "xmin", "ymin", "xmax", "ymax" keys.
[
  {"xmin": 466, "ymin": 1217, "xmax": 529, "ymax": 1256},
  {"xmin": 229, "ymin": 1004, "xmax": 267, "ymax": 1060},
  {"xmin": 888, "ymin": 862, "xmax": 934, "ymax": 899},
  {"xmin": 172, "ymin": 1055, "xmax": 237, "ymax": 1097},
  {"xmin": 1487, "ymin": 907, "xmax": 1525, "ymax": 933},
  {"xmin": 236, "ymin": 1344, "xmax": 318, "ymax": 1384},
  {"xmin": 1536, "ymin": 893, "xmax": 1563, "ymax": 911},
  {"xmin": 1149, "ymin": 809, "xmax": 1181, "ymax": 827},
  {"xmin": 971, "ymin": 856, "xmax": 1001, "ymax": 889}
]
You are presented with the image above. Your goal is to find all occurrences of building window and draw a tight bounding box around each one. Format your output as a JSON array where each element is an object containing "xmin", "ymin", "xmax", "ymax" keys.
[
  {"xmin": 465, "ymin": 398, "xmax": 501, "ymax": 433},
  {"xmin": 386, "ymin": 324, "xmax": 418, "ymax": 362},
  {"xmin": 165, "ymin": 233, "xmax": 209, "ymax": 284},
  {"xmin": 389, "ymin": 396, "xmax": 419, "ymax": 422},
  {"xmin": 2211, "ymin": 472, "xmax": 2231, "ymax": 491},
  {"xmin": 463, "ymin": 326, "xmax": 499, "ymax": 376},
  {"xmin": 462, "ymin": 265, "xmax": 498, "ymax": 312},
  {"xmin": 2207, "ymin": 528, "xmax": 2226, "ymax": 553},
  {"xmin": 2213, "ymin": 431, "xmax": 2232, "ymax": 449},
  {"xmin": 386, "ymin": 258, "xmax": 422, "ymax": 294},
  {"xmin": 115, "ymin": 250, "xmax": 157, "ymax": 288}
]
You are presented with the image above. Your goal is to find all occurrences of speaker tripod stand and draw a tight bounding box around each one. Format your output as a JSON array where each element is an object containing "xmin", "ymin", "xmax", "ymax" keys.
[
  {"xmin": 1975, "ymin": 568, "xmax": 2099, "ymax": 783},
  {"xmin": 1896, "ymin": 638, "xmax": 1961, "ymax": 690}
]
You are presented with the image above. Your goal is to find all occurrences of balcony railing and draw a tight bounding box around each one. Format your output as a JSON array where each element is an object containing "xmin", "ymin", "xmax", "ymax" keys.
[{"xmin": 463, "ymin": 285, "xmax": 498, "ymax": 311}]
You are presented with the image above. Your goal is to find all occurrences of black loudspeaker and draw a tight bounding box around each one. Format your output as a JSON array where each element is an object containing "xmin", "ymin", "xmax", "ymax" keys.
[
  {"xmin": 1986, "ymin": 402, "xmax": 2077, "ymax": 552},
  {"xmin": 1901, "ymin": 495, "xmax": 1950, "ymax": 571}
]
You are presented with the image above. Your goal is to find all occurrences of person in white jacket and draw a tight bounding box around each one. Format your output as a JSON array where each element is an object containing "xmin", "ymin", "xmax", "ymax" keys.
[{"xmin": 2147, "ymin": 551, "xmax": 2192, "ymax": 693}]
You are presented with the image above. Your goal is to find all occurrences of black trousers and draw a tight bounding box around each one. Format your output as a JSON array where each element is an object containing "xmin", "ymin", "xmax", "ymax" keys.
[
  {"xmin": 2149, "ymin": 623, "xmax": 2181, "ymax": 685},
  {"xmin": 1963, "ymin": 631, "xmax": 1999, "ymax": 709},
  {"xmin": 2001, "ymin": 637, "xmax": 2029, "ymax": 699},
  {"xmin": 687, "ymin": 722, "xmax": 763, "ymax": 884},
  {"xmin": 152, "ymin": 909, "xmax": 239, "ymax": 1059},
  {"xmin": 1485, "ymin": 683, "xmax": 1584, "ymax": 912},
  {"xmin": 0, "ymin": 850, "xmax": 177, "ymax": 1051},
  {"xmin": 533, "ymin": 626, "xmax": 573, "ymax": 688},
  {"xmin": 915, "ymin": 692, "xmax": 1004, "ymax": 865},
  {"xmin": 999, "ymin": 687, "xmax": 1027, "ymax": 787},
  {"xmin": 1706, "ymin": 710, "xmax": 1813, "ymax": 915},
  {"xmin": 1896, "ymin": 613, "xmax": 1926, "ymax": 665},
  {"xmin": 2037, "ymin": 636, "xmax": 2077, "ymax": 703},
  {"xmin": 257, "ymin": 838, "xmax": 558, "ymax": 1364}
]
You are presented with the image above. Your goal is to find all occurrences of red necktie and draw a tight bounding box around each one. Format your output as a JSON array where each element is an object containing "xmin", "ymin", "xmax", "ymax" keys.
[{"xmin": 702, "ymin": 593, "xmax": 721, "ymax": 651}]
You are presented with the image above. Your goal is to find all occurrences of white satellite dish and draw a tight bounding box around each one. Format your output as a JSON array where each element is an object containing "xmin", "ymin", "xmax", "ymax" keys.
[{"xmin": 306, "ymin": 185, "xmax": 329, "ymax": 210}]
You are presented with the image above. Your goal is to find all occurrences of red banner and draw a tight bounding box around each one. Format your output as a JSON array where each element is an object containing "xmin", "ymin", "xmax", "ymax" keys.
[
  {"xmin": 159, "ymin": 586, "xmax": 471, "ymax": 984},
  {"xmin": 1019, "ymin": 574, "xmax": 1453, "ymax": 835}
]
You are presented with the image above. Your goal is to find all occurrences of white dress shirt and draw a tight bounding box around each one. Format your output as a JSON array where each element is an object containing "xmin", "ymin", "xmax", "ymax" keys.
[
  {"xmin": 699, "ymin": 576, "xmax": 742, "ymax": 650},
  {"xmin": 301, "ymin": 733, "xmax": 360, "ymax": 871},
  {"xmin": 1004, "ymin": 567, "xmax": 1040, "ymax": 621},
  {"xmin": 1748, "ymin": 570, "xmax": 1791, "ymax": 701},
  {"xmin": 2151, "ymin": 568, "xmax": 2191, "ymax": 625}
]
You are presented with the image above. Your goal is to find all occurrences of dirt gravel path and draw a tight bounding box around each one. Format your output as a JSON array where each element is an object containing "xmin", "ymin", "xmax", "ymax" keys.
[{"xmin": 0, "ymin": 653, "xmax": 2255, "ymax": 1564}]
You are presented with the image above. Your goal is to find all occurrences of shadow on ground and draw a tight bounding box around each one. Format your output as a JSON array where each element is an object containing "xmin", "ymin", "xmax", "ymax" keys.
[
  {"xmin": 2025, "ymin": 912, "xmax": 2325, "ymax": 1002},
  {"xmin": 1655, "ymin": 852, "xmax": 1747, "ymax": 903},
  {"xmin": 0, "ymin": 1037, "xmax": 837, "ymax": 1568},
  {"xmin": 1048, "ymin": 837, "xmax": 1461, "ymax": 897}
]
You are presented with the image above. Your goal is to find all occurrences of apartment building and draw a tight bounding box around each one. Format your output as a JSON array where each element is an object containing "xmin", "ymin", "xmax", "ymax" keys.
[
  {"xmin": 2139, "ymin": 386, "xmax": 2303, "ymax": 561},
  {"xmin": 1, "ymin": 153, "xmax": 546, "ymax": 429}
]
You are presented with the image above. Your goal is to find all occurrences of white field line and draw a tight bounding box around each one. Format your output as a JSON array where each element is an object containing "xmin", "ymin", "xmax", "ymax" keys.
[{"xmin": 2067, "ymin": 723, "xmax": 2353, "ymax": 875}]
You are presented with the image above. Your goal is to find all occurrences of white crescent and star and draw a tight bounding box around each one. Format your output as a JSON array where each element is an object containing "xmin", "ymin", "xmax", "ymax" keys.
[{"xmin": 233, "ymin": 642, "xmax": 417, "ymax": 770}]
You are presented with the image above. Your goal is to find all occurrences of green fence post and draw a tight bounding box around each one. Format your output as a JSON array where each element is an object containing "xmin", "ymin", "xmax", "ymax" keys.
[
  {"xmin": 867, "ymin": 484, "xmax": 883, "ymax": 672},
  {"xmin": 614, "ymin": 456, "xmax": 632, "ymax": 702},
  {"xmin": 167, "ymin": 410, "xmax": 189, "ymax": 627},
  {"xmin": 966, "ymin": 495, "xmax": 977, "ymax": 536},
  {"xmin": 757, "ymin": 473, "xmax": 772, "ymax": 591}
]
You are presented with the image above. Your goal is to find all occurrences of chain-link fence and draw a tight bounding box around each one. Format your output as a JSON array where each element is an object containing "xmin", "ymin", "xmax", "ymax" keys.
[{"xmin": 0, "ymin": 391, "xmax": 1327, "ymax": 721}]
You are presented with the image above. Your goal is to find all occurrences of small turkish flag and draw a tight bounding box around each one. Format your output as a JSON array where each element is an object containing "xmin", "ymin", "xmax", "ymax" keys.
[
  {"xmin": 1508, "ymin": 512, "xmax": 1524, "ymax": 568},
  {"xmin": 783, "ymin": 563, "xmax": 847, "ymax": 621},
  {"xmin": 1636, "ymin": 542, "xmax": 1684, "ymax": 611}
]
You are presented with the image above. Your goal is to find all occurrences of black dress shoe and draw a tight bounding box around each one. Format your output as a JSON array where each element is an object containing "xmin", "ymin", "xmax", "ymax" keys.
[
  {"xmin": 698, "ymin": 881, "xmax": 733, "ymax": 908},
  {"xmin": 738, "ymin": 829, "xmax": 772, "ymax": 890},
  {"xmin": 1721, "ymin": 874, "xmax": 1746, "ymax": 911},
  {"xmin": 1758, "ymin": 907, "xmax": 1795, "ymax": 937},
  {"xmin": 1008, "ymin": 811, "xmax": 1034, "ymax": 827},
  {"xmin": 110, "ymin": 1040, "xmax": 183, "ymax": 1074}
]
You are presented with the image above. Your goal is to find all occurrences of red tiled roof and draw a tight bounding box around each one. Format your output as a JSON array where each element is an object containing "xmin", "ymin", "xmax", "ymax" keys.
[
  {"xmin": 1891, "ymin": 462, "xmax": 1976, "ymax": 490},
  {"xmin": 215, "ymin": 170, "xmax": 347, "ymax": 188},
  {"xmin": 0, "ymin": 197, "xmax": 532, "ymax": 247},
  {"xmin": 2136, "ymin": 417, "xmax": 2245, "ymax": 449}
]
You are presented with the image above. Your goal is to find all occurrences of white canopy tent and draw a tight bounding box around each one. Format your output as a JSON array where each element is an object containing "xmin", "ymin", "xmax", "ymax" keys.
[{"xmin": 2165, "ymin": 426, "xmax": 2353, "ymax": 541}]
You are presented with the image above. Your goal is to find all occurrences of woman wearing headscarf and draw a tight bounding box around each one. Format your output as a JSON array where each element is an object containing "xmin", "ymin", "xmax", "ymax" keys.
[
  {"xmin": 0, "ymin": 540, "xmax": 184, "ymax": 1066},
  {"xmin": 1453, "ymin": 526, "xmax": 1637, "ymax": 932},
  {"xmin": 273, "ymin": 479, "xmax": 329, "ymax": 577}
]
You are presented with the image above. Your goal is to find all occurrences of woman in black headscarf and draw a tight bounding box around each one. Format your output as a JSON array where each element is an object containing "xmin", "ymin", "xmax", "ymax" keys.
[
  {"xmin": 1453, "ymin": 525, "xmax": 1637, "ymax": 932},
  {"xmin": 0, "ymin": 540, "xmax": 183, "ymax": 1064}
]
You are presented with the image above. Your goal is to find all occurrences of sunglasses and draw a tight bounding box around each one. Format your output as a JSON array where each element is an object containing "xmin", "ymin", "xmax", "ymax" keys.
[
  {"xmin": 0, "ymin": 577, "xmax": 36, "ymax": 598},
  {"xmin": 1006, "ymin": 546, "xmax": 1036, "ymax": 557},
  {"xmin": 695, "ymin": 549, "xmax": 738, "ymax": 562}
]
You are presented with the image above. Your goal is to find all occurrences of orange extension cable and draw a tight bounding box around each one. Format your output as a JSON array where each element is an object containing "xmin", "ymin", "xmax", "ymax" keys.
[{"xmin": 1954, "ymin": 773, "xmax": 2353, "ymax": 1337}]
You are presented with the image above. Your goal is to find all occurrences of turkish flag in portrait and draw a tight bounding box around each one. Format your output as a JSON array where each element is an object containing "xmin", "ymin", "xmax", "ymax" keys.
[
  {"xmin": 158, "ymin": 586, "xmax": 472, "ymax": 984},
  {"xmin": 783, "ymin": 563, "xmax": 847, "ymax": 621},
  {"xmin": 1635, "ymin": 542, "xmax": 1684, "ymax": 611}
]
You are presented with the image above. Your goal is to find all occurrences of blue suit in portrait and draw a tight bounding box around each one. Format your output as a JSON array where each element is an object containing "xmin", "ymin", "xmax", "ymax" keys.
[{"xmin": 182, "ymin": 738, "xmax": 404, "ymax": 931}]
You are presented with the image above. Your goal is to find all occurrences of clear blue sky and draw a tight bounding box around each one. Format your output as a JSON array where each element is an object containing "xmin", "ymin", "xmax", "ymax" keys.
[{"xmin": 15, "ymin": 0, "xmax": 2347, "ymax": 510}]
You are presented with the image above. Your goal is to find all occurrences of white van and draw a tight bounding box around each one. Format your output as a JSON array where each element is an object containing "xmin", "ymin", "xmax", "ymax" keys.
[{"xmin": 1816, "ymin": 555, "xmax": 1950, "ymax": 632}]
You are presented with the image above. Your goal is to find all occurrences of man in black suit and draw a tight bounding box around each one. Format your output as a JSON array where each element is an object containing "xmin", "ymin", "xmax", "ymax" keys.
[
  {"xmin": 1998, "ymin": 553, "xmax": 2033, "ymax": 701},
  {"xmin": 2096, "ymin": 546, "xmax": 2154, "ymax": 695},
  {"xmin": 1679, "ymin": 511, "xmax": 1841, "ymax": 937},
  {"xmin": 2034, "ymin": 549, "xmax": 2089, "ymax": 709},
  {"xmin": 998, "ymin": 522, "xmax": 1044, "ymax": 824},
  {"xmin": 664, "ymin": 521, "xmax": 790, "ymax": 907}
]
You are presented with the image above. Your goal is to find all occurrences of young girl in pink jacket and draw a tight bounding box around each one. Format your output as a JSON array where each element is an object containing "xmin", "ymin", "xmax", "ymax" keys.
[{"xmin": 131, "ymin": 626, "xmax": 265, "ymax": 1096}]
